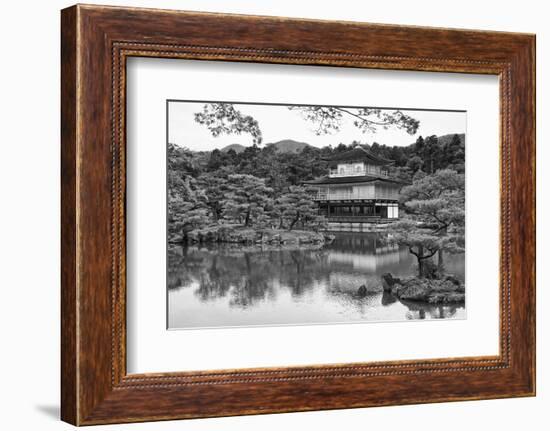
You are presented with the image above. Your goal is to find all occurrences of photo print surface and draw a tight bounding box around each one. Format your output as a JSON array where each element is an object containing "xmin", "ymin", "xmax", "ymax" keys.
[{"xmin": 167, "ymin": 101, "xmax": 466, "ymax": 329}]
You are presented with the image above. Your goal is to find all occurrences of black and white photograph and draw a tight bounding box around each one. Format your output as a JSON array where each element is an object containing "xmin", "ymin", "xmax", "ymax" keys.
[
  {"xmin": 167, "ymin": 101, "xmax": 466, "ymax": 329},
  {"xmin": 0, "ymin": 0, "xmax": 542, "ymax": 428}
]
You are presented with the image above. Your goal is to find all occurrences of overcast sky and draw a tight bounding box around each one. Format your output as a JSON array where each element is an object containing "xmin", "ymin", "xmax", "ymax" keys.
[{"xmin": 168, "ymin": 101, "xmax": 466, "ymax": 151}]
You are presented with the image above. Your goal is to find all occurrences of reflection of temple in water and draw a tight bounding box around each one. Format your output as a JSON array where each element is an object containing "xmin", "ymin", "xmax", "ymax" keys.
[
  {"xmin": 326, "ymin": 233, "xmax": 409, "ymax": 272},
  {"xmin": 168, "ymin": 233, "xmax": 466, "ymax": 328}
]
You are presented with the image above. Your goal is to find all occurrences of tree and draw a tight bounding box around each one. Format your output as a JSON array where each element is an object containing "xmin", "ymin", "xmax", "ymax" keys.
[
  {"xmin": 442, "ymin": 134, "xmax": 465, "ymax": 173},
  {"xmin": 194, "ymin": 103, "xmax": 419, "ymax": 147},
  {"xmin": 392, "ymin": 169, "xmax": 465, "ymax": 277},
  {"xmin": 421, "ymin": 135, "xmax": 439, "ymax": 174},
  {"xmin": 205, "ymin": 148, "xmax": 227, "ymax": 171},
  {"xmin": 406, "ymin": 155, "xmax": 424, "ymax": 173},
  {"xmin": 288, "ymin": 106, "xmax": 420, "ymax": 135},
  {"xmin": 389, "ymin": 165, "xmax": 413, "ymax": 183},
  {"xmin": 196, "ymin": 172, "xmax": 229, "ymax": 222},
  {"xmin": 389, "ymin": 219, "xmax": 442, "ymax": 278},
  {"xmin": 194, "ymin": 103, "xmax": 263, "ymax": 144},
  {"xmin": 168, "ymin": 177, "xmax": 210, "ymax": 243},
  {"xmin": 414, "ymin": 135, "xmax": 425, "ymax": 152},
  {"xmin": 277, "ymin": 186, "xmax": 326, "ymax": 230},
  {"xmin": 167, "ymin": 143, "xmax": 199, "ymax": 179},
  {"xmin": 254, "ymin": 147, "xmax": 290, "ymax": 191},
  {"xmin": 389, "ymin": 145, "xmax": 408, "ymax": 166},
  {"xmin": 167, "ymin": 144, "xmax": 210, "ymax": 242},
  {"xmin": 221, "ymin": 174, "xmax": 273, "ymax": 226}
]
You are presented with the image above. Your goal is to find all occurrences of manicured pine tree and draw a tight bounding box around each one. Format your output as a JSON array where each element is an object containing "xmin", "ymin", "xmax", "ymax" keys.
[
  {"xmin": 196, "ymin": 171, "xmax": 230, "ymax": 222},
  {"xmin": 167, "ymin": 144, "xmax": 210, "ymax": 243},
  {"xmin": 278, "ymin": 186, "xmax": 324, "ymax": 231},
  {"xmin": 391, "ymin": 169, "xmax": 465, "ymax": 277},
  {"xmin": 168, "ymin": 177, "xmax": 210, "ymax": 243},
  {"xmin": 221, "ymin": 174, "xmax": 273, "ymax": 227}
]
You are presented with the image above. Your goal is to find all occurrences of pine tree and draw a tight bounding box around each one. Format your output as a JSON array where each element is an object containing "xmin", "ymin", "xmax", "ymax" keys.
[
  {"xmin": 422, "ymin": 135, "xmax": 439, "ymax": 174},
  {"xmin": 168, "ymin": 177, "xmax": 210, "ymax": 243},
  {"xmin": 278, "ymin": 186, "xmax": 325, "ymax": 231},
  {"xmin": 444, "ymin": 134, "xmax": 465, "ymax": 173},
  {"xmin": 197, "ymin": 172, "xmax": 229, "ymax": 222},
  {"xmin": 414, "ymin": 135, "xmax": 425, "ymax": 152},
  {"xmin": 167, "ymin": 144, "xmax": 210, "ymax": 242},
  {"xmin": 406, "ymin": 155, "xmax": 424, "ymax": 173},
  {"xmin": 221, "ymin": 174, "xmax": 273, "ymax": 227},
  {"xmin": 391, "ymin": 169, "xmax": 465, "ymax": 277}
]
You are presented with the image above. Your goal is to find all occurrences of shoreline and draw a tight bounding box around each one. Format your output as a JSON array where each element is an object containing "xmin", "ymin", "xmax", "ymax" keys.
[{"xmin": 172, "ymin": 225, "xmax": 335, "ymax": 246}]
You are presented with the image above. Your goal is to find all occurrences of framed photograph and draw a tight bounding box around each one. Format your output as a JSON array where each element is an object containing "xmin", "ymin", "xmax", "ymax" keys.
[
  {"xmin": 164, "ymin": 100, "xmax": 467, "ymax": 330},
  {"xmin": 61, "ymin": 4, "xmax": 535, "ymax": 425}
]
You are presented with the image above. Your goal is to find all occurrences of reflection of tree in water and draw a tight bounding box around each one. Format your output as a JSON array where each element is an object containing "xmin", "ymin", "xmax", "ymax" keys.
[
  {"xmin": 167, "ymin": 246, "xmax": 203, "ymax": 290},
  {"xmin": 325, "ymin": 289, "xmax": 376, "ymax": 318},
  {"xmin": 194, "ymin": 255, "xmax": 233, "ymax": 302},
  {"xmin": 400, "ymin": 299, "xmax": 460, "ymax": 320},
  {"xmin": 225, "ymin": 252, "xmax": 276, "ymax": 308},
  {"xmin": 279, "ymin": 250, "xmax": 331, "ymax": 297},
  {"xmin": 168, "ymin": 240, "xmax": 464, "ymax": 315},
  {"xmin": 168, "ymin": 246, "xmax": 335, "ymax": 309},
  {"xmin": 381, "ymin": 291, "xmax": 398, "ymax": 306}
]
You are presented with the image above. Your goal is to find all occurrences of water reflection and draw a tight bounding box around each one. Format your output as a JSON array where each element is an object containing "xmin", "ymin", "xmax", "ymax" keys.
[{"xmin": 168, "ymin": 233, "xmax": 465, "ymax": 329}]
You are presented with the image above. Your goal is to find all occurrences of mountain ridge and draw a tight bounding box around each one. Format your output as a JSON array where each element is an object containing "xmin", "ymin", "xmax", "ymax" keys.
[
  {"xmin": 220, "ymin": 139, "xmax": 311, "ymax": 154},
  {"xmin": 219, "ymin": 133, "xmax": 465, "ymax": 154}
]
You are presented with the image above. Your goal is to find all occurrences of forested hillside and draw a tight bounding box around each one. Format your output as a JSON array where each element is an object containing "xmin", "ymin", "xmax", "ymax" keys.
[
  {"xmin": 179, "ymin": 132, "xmax": 464, "ymax": 188},
  {"xmin": 168, "ymin": 133, "xmax": 465, "ymax": 243}
]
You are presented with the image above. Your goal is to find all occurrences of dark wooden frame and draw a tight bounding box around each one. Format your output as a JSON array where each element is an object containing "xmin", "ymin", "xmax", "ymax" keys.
[{"xmin": 61, "ymin": 4, "xmax": 536, "ymax": 426}]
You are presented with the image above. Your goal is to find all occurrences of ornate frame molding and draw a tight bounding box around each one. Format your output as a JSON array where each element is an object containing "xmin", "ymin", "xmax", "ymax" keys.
[{"xmin": 61, "ymin": 5, "xmax": 534, "ymax": 425}]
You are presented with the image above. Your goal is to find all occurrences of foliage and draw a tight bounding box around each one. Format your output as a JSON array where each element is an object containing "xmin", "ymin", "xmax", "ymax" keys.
[
  {"xmin": 391, "ymin": 169, "xmax": 465, "ymax": 278},
  {"xmin": 193, "ymin": 103, "xmax": 420, "ymax": 145},
  {"xmin": 167, "ymin": 144, "xmax": 211, "ymax": 242},
  {"xmin": 167, "ymin": 143, "xmax": 337, "ymax": 241},
  {"xmin": 191, "ymin": 102, "xmax": 463, "ymax": 179},
  {"xmin": 277, "ymin": 186, "xmax": 327, "ymax": 231},
  {"xmin": 400, "ymin": 168, "xmax": 465, "ymax": 232},
  {"xmin": 168, "ymin": 108, "xmax": 466, "ymax": 246},
  {"xmin": 196, "ymin": 173, "xmax": 228, "ymax": 222},
  {"xmin": 219, "ymin": 174, "xmax": 273, "ymax": 226},
  {"xmin": 194, "ymin": 103, "xmax": 263, "ymax": 144},
  {"xmin": 167, "ymin": 139, "xmax": 466, "ymax": 244},
  {"xmin": 287, "ymin": 106, "xmax": 420, "ymax": 135},
  {"xmin": 406, "ymin": 155, "xmax": 424, "ymax": 173},
  {"xmin": 167, "ymin": 176, "xmax": 210, "ymax": 243}
]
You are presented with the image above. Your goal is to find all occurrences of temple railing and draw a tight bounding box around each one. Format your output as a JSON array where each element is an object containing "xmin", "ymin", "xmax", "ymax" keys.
[
  {"xmin": 328, "ymin": 169, "xmax": 390, "ymax": 178},
  {"xmin": 313, "ymin": 193, "xmax": 398, "ymax": 201},
  {"xmin": 326, "ymin": 216, "xmax": 397, "ymax": 223}
]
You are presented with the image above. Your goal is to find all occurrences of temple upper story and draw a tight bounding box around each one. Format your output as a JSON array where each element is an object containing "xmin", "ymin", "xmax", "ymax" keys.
[
  {"xmin": 303, "ymin": 146, "xmax": 404, "ymax": 205},
  {"xmin": 329, "ymin": 162, "xmax": 389, "ymax": 178},
  {"xmin": 324, "ymin": 147, "xmax": 393, "ymax": 178}
]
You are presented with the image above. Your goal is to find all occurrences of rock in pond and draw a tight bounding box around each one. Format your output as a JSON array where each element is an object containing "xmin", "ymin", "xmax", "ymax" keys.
[
  {"xmin": 381, "ymin": 273, "xmax": 402, "ymax": 292},
  {"xmin": 382, "ymin": 273, "xmax": 465, "ymax": 304},
  {"xmin": 357, "ymin": 285, "xmax": 368, "ymax": 297},
  {"xmin": 357, "ymin": 283, "xmax": 383, "ymax": 297}
]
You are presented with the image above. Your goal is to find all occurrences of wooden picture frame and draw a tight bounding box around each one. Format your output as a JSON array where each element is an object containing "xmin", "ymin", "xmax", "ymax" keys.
[{"xmin": 61, "ymin": 4, "xmax": 535, "ymax": 425}]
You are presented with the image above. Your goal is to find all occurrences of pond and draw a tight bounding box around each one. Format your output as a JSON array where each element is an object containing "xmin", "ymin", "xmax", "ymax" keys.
[{"xmin": 168, "ymin": 232, "xmax": 465, "ymax": 329}]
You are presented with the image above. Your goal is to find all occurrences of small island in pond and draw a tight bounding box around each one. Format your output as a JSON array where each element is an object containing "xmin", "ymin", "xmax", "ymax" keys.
[{"xmin": 167, "ymin": 101, "xmax": 466, "ymax": 329}]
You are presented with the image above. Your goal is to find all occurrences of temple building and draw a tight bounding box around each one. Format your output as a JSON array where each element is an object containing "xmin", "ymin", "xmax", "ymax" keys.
[{"xmin": 303, "ymin": 147, "xmax": 404, "ymax": 229}]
